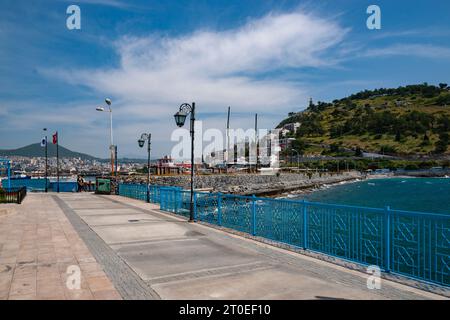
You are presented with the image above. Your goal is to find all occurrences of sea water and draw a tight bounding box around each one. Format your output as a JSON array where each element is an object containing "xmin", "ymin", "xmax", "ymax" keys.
[{"xmin": 293, "ymin": 178, "xmax": 450, "ymax": 214}]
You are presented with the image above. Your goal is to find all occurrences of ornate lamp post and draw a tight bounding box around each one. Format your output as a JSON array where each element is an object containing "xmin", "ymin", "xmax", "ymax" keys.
[
  {"xmin": 138, "ymin": 133, "xmax": 151, "ymax": 203},
  {"xmin": 174, "ymin": 102, "xmax": 195, "ymax": 222}
]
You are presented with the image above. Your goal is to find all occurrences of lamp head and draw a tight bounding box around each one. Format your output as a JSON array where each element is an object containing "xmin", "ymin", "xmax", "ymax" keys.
[
  {"xmin": 96, "ymin": 107, "xmax": 105, "ymax": 112},
  {"xmin": 138, "ymin": 139, "xmax": 145, "ymax": 148},
  {"xmin": 174, "ymin": 111, "xmax": 187, "ymax": 127},
  {"xmin": 105, "ymin": 98, "xmax": 112, "ymax": 106}
]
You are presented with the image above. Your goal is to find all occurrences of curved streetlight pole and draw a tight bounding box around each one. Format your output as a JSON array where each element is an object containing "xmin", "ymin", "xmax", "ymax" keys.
[
  {"xmin": 96, "ymin": 98, "xmax": 114, "ymax": 176},
  {"xmin": 138, "ymin": 133, "xmax": 151, "ymax": 203},
  {"xmin": 174, "ymin": 102, "xmax": 196, "ymax": 222}
]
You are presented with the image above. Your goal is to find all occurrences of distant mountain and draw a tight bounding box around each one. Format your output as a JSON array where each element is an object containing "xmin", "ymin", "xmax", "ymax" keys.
[
  {"xmin": 277, "ymin": 83, "xmax": 450, "ymax": 156},
  {"xmin": 0, "ymin": 143, "xmax": 97, "ymax": 160}
]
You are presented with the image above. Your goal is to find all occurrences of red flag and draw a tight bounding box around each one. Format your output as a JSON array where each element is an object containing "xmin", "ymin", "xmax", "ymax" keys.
[{"xmin": 52, "ymin": 132, "xmax": 58, "ymax": 144}]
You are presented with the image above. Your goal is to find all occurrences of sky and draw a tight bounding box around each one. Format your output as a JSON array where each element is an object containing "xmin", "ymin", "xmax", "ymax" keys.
[{"xmin": 0, "ymin": 0, "xmax": 449, "ymax": 159}]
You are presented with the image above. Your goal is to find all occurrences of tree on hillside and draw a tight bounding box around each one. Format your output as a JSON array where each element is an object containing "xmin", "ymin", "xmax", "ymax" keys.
[
  {"xmin": 435, "ymin": 132, "xmax": 449, "ymax": 154},
  {"xmin": 421, "ymin": 133, "xmax": 431, "ymax": 146},
  {"xmin": 354, "ymin": 147, "xmax": 363, "ymax": 157},
  {"xmin": 435, "ymin": 115, "xmax": 450, "ymax": 133},
  {"xmin": 436, "ymin": 94, "xmax": 450, "ymax": 106},
  {"xmin": 395, "ymin": 130, "xmax": 402, "ymax": 142}
]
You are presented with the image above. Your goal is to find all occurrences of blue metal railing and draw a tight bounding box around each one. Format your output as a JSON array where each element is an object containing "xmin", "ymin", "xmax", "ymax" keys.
[
  {"xmin": 115, "ymin": 183, "xmax": 449, "ymax": 287},
  {"xmin": 118, "ymin": 183, "xmax": 170, "ymax": 204},
  {"xmin": 154, "ymin": 188, "xmax": 449, "ymax": 288},
  {"xmin": 1, "ymin": 179, "xmax": 95, "ymax": 192},
  {"xmin": 2, "ymin": 178, "xmax": 49, "ymax": 191}
]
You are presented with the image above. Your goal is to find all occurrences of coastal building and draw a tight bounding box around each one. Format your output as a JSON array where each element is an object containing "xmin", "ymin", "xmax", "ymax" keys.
[
  {"xmin": 279, "ymin": 137, "xmax": 295, "ymax": 151},
  {"xmin": 154, "ymin": 156, "xmax": 180, "ymax": 175},
  {"xmin": 282, "ymin": 122, "xmax": 300, "ymax": 134}
]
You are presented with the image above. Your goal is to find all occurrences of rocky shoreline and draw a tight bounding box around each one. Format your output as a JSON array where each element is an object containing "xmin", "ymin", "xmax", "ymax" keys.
[{"xmin": 120, "ymin": 171, "xmax": 365, "ymax": 197}]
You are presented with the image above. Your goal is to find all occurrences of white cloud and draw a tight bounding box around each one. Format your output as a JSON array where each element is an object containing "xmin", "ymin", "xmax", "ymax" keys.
[
  {"xmin": 0, "ymin": 105, "xmax": 7, "ymax": 116},
  {"xmin": 57, "ymin": 11, "xmax": 348, "ymax": 113},
  {"xmin": 43, "ymin": 10, "xmax": 351, "ymax": 157},
  {"xmin": 362, "ymin": 44, "xmax": 450, "ymax": 59},
  {"xmin": 58, "ymin": 0, "xmax": 133, "ymax": 9}
]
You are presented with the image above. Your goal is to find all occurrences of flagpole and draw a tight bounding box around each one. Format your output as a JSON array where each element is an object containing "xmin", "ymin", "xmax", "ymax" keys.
[
  {"xmin": 56, "ymin": 132, "xmax": 59, "ymax": 193},
  {"xmin": 45, "ymin": 136, "xmax": 48, "ymax": 192},
  {"xmin": 43, "ymin": 128, "xmax": 48, "ymax": 193}
]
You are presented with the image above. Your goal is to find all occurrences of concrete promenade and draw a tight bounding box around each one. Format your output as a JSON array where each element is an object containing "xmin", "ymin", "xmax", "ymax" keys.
[
  {"xmin": 0, "ymin": 194, "xmax": 121, "ymax": 300},
  {"xmin": 1, "ymin": 193, "xmax": 447, "ymax": 300}
]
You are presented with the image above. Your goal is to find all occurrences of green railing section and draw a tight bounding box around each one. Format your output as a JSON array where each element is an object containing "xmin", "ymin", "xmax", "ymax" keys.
[{"xmin": 0, "ymin": 187, "xmax": 27, "ymax": 204}]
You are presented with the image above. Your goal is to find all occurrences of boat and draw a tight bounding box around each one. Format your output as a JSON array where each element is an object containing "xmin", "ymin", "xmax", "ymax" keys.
[{"xmin": 10, "ymin": 174, "xmax": 31, "ymax": 180}]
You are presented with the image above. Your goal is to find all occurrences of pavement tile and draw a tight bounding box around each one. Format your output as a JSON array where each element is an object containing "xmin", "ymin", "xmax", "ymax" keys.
[
  {"xmin": 65, "ymin": 289, "xmax": 94, "ymax": 300},
  {"xmin": 0, "ymin": 194, "xmax": 121, "ymax": 300},
  {"xmin": 86, "ymin": 276, "xmax": 115, "ymax": 292},
  {"xmin": 9, "ymin": 281, "xmax": 36, "ymax": 296},
  {"xmin": 8, "ymin": 294, "xmax": 37, "ymax": 300},
  {"xmin": 37, "ymin": 284, "xmax": 65, "ymax": 299},
  {"xmin": 92, "ymin": 289, "xmax": 122, "ymax": 300}
]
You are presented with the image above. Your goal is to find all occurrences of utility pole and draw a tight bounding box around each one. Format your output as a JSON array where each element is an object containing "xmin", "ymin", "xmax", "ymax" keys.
[
  {"xmin": 255, "ymin": 113, "xmax": 258, "ymax": 173},
  {"xmin": 226, "ymin": 106, "xmax": 230, "ymax": 173},
  {"xmin": 114, "ymin": 145, "xmax": 118, "ymax": 178},
  {"xmin": 55, "ymin": 131, "xmax": 60, "ymax": 193}
]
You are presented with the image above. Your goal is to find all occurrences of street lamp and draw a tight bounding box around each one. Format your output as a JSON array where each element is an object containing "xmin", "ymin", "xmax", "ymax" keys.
[
  {"xmin": 43, "ymin": 128, "xmax": 48, "ymax": 192},
  {"xmin": 138, "ymin": 133, "xmax": 151, "ymax": 203},
  {"xmin": 96, "ymin": 98, "xmax": 115, "ymax": 177},
  {"xmin": 174, "ymin": 102, "xmax": 195, "ymax": 222}
]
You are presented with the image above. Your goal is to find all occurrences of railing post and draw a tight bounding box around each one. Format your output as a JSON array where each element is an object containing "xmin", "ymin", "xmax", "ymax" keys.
[
  {"xmin": 384, "ymin": 206, "xmax": 391, "ymax": 273},
  {"xmin": 174, "ymin": 188, "xmax": 179, "ymax": 214},
  {"xmin": 303, "ymin": 200, "xmax": 308, "ymax": 250},
  {"xmin": 161, "ymin": 188, "xmax": 166, "ymax": 210},
  {"xmin": 217, "ymin": 192, "xmax": 222, "ymax": 226},
  {"xmin": 252, "ymin": 194, "xmax": 257, "ymax": 236},
  {"xmin": 193, "ymin": 192, "xmax": 198, "ymax": 221}
]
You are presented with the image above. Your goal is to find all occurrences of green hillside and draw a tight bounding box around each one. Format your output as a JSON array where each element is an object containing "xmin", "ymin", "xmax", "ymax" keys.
[
  {"xmin": 277, "ymin": 83, "xmax": 450, "ymax": 156},
  {"xmin": 0, "ymin": 143, "xmax": 97, "ymax": 160}
]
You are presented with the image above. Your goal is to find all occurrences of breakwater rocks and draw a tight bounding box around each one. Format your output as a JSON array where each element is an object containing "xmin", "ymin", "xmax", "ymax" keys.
[
  {"xmin": 393, "ymin": 169, "xmax": 450, "ymax": 177},
  {"xmin": 121, "ymin": 171, "xmax": 364, "ymax": 196}
]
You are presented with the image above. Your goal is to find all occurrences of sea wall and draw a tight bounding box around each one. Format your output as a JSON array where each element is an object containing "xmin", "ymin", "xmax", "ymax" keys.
[
  {"xmin": 121, "ymin": 171, "xmax": 363, "ymax": 196},
  {"xmin": 393, "ymin": 169, "xmax": 450, "ymax": 177}
]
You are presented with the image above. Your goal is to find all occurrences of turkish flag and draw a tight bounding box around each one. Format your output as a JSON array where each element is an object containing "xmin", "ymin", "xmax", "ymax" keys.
[{"xmin": 52, "ymin": 132, "xmax": 58, "ymax": 144}]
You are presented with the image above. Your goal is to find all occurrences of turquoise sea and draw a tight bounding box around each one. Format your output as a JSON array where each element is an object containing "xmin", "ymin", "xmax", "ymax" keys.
[{"xmin": 293, "ymin": 178, "xmax": 450, "ymax": 215}]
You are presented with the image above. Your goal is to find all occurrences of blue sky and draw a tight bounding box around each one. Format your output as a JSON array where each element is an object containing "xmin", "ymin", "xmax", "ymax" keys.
[{"xmin": 1, "ymin": 0, "xmax": 449, "ymax": 158}]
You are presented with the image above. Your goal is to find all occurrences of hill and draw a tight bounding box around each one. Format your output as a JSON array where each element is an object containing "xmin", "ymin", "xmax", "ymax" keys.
[
  {"xmin": 0, "ymin": 143, "xmax": 97, "ymax": 160},
  {"xmin": 277, "ymin": 83, "xmax": 450, "ymax": 157}
]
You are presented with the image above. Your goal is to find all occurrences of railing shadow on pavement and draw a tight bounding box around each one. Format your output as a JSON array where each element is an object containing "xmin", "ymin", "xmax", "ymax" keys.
[{"xmin": 117, "ymin": 183, "xmax": 450, "ymax": 289}]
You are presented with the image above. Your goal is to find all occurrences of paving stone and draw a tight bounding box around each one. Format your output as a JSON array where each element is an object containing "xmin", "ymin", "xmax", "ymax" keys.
[{"xmin": 0, "ymin": 194, "xmax": 122, "ymax": 300}]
